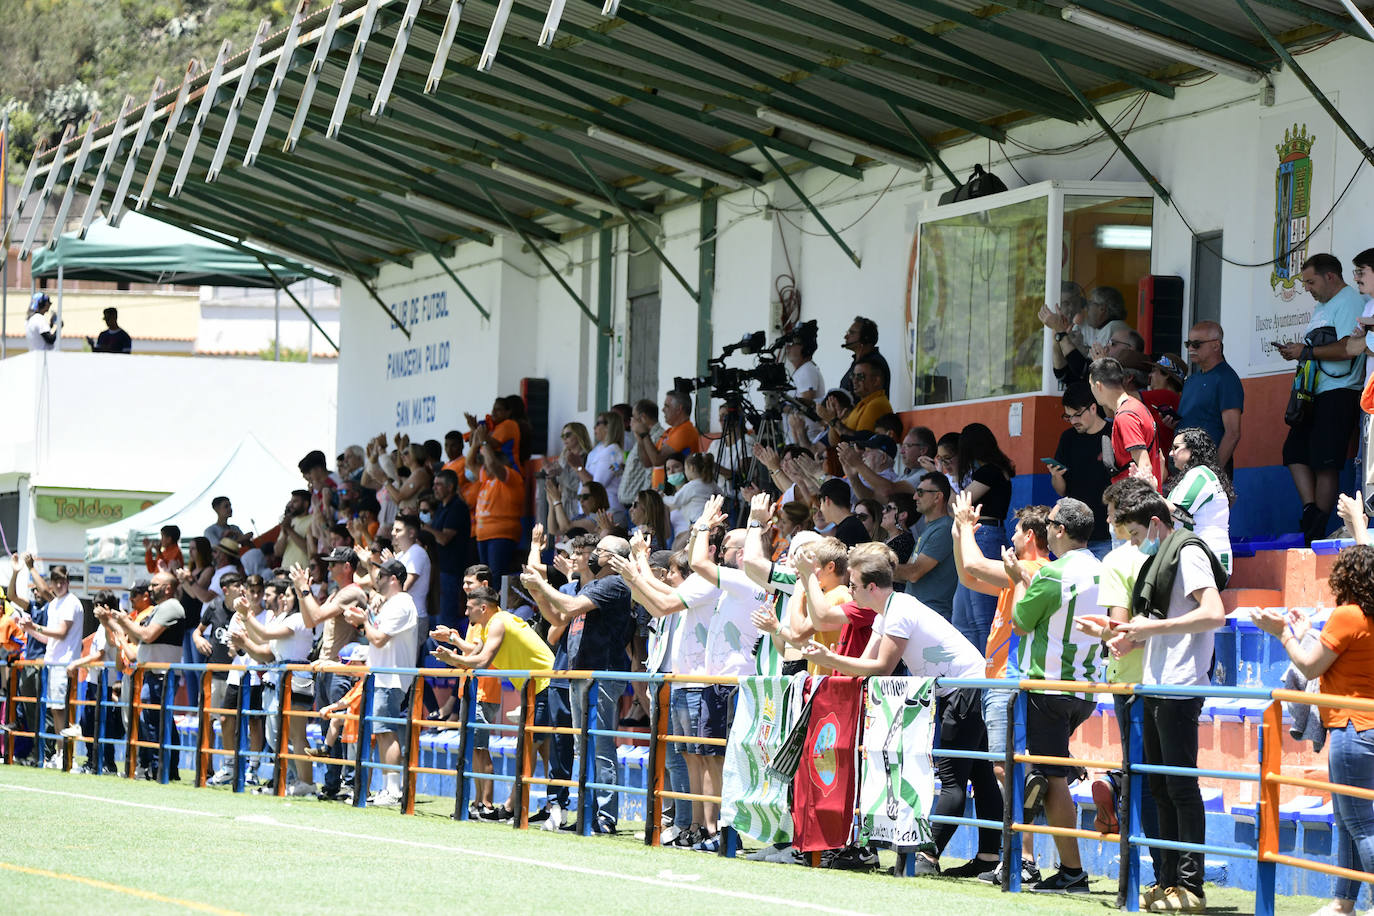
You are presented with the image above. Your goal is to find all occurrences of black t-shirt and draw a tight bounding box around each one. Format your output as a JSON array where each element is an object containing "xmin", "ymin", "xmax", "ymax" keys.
[
  {"xmin": 1054, "ymin": 422, "xmax": 1115, "ymax": 542},
  {"xmin": 199, "ymin": 597, "xmax": 236, "ymax": 669},
  {"xmin": 970, "ymin": 464, "xmax": 1012, "ymax": 521},
  {"xmin": 839, "ymin": 347, "xmax": 892, "ymax": 397},
  {"xmin": 565, "ymin": 574, "xmax": 633, "ymax": 672},
  {"xmin": 832, "ymin": 514, "xmax": 871, "ymax": 548},
  {"xmin": 94, "ymin": 328, "xmax": 132, "ymax": 353},
  {"xmin": 887, "ymin": 530, "xmax": 915, "ymax": 564},
  {"xmin": 432, "ymin": 496, "xmax": 471, "ymax": 574}
]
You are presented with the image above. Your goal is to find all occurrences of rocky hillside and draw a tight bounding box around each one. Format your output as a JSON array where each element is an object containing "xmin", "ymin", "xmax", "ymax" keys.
[{"xmin": 0, "ymin": 0, "xmax": 288, "ymax": 175}]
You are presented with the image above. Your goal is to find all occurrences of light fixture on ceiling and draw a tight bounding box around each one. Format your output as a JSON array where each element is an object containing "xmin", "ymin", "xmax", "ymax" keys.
[
  {"xmin": 396, "ymin": 192, "xmax": 511, "ymax": 238},
  {"xmin": 489, "ymin": 161, "xmax": 614, "ymax": 212},
  {"xmin": 1060, "ymin": 6, "xmax": 1265, "ymax": 83},
  {"xmin": 477, "ymin": 0, "xmax": 514, "ymax": 72},
  {"xmin": 1096, "ymin": 224, "xmax": 1153, "ymax": 250},
  {"xmin": 753, "ymin": 107, "xmax": 928, "ymax": 173},
  {"xmin": 539, "ymin": 0, "xmax": 567, "ymax": 47},
  {"xmin": 584, "ymin": 126, "xmax": 752, "ymax": 190}
]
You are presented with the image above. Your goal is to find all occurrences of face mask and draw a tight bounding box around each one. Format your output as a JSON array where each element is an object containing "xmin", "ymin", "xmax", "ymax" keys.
[
  {"xmin": 419, "ymin": 511, "xmax": 433, "ymax": 526},
  {"xmin": 587, "ymin": 555, "xmax": 603, "ymax": 575},
  {"xmin": 1139, "ymin": 536, "xmax": 1161, "ymax": 556},
  {"xmin": 667, "ymin": 473, "xmax": 686, "ymax": 488}
]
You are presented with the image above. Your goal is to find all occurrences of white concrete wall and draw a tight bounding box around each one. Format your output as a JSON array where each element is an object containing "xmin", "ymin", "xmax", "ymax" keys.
[
  {"xmin": 0, "ymin": 351, "xmax": 337, "ymax": 563},
  {"xmin": 335, "ymin": 36, "xmax": 1374, "ymax": 452}
]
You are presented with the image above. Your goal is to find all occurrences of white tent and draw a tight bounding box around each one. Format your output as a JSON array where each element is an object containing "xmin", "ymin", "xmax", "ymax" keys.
[{"xmin": 85, "ymin": 435, "xmax": 300, "ymax": 564}]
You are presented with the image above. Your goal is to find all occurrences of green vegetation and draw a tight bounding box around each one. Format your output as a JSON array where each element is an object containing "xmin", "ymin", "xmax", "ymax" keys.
[
  {"xmin": 0, "ymin": 1, "xmax": 289, "ymax": 168},
  {"xmin": 0, "ymin": 766, "xmax": 1334, "ymax": 915},
  {"xmin": 257, "ymin": 342, "xmax": 310, "ymax": 361}
]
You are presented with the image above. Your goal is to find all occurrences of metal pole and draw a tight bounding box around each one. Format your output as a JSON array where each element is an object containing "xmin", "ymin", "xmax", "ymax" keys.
[
  {"xmin": 306, "ymin": 281, "xmax": 313, "ymax": 363},
  {"xmin": 273, "ymin": 287, "xmax": 280, "ymax": 360},
  {"xmin": 2, "ymin": 110, "xmax": 8, "ymax": 360},
  {"xmin": 55, "ymin": 264, "xmax": 62, "ymax": 348},
  {"xmin": 1336, "ymin": 0, "xmax": 1374, "ymax": 42}
]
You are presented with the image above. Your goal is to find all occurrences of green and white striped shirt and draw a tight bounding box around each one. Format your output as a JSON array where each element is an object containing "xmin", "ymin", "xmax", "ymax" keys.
[
  {"xmin": 1169, "ymin": 465, "xmax": 1232, "ymax": 576},
  {"xmin": 1011, "ymin": 549, "xmax": 1104, "ymax": 696}
]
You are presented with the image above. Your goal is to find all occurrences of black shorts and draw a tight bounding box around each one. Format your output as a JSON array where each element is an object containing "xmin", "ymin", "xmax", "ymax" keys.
[
  {"xmin": 1283, "ymin": 387, "xmax": 1360, "ymax": 471},
  {"xmin": 1025, "ymin": 693, "xmax": 1096, "ymax": 777},
  {"xmin": 697, "ymin": 684, "xmax": 737, "ymax": 757}
]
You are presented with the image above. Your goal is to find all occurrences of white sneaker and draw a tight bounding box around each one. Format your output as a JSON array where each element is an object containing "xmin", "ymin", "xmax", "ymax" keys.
[
  {"xmin": 369, "ymin": 789, "xmax": 402, "ymax": 807},
  {"xmin": 661, "ymin": 825, "xmax": 683, "ymax": 845},
  {"xmin": 286, "ymin": 781, "xmax": 317, "ymax": 797},
  {"xmin": 542, "ymin": 803, "xmax": 564, "ymax": 832},
  {"xmin": 59, "ymin": 723, "xmax": 83, "ymax": 739},
  {"xmin": 44, "ymin": 752, "xmax": 64, "ymax": 770},
  {"xmin": 207, "ymin": 766, "xmax": 233, "ymax": 786}
]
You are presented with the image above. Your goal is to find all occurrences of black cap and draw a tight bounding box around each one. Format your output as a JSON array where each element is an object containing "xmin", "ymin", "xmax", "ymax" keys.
[
  {"xmin": 857, "ymin": 434, "xmax": 897, "ymax": 457},
  {"xmin": 322, "ymin": 546, "xmax": 358, "ymax": 566}
]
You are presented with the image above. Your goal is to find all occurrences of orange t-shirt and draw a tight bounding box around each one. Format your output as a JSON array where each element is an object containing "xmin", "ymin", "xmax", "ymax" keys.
[
  {"xmin": 986, "ymin": 557, "xmax": 1049, "ymax": 678},
  {"xmin": 443, "ymin": 456, "xmax": 483, "ymax": 530},
  {"xmin": 1318, "ymin": 604, "xmax": 1374, "ymax": 730},
  {"xmin": 650, "ymin": 421, "xmax": 700, "ymax": 486},
  {"xmin": 145, "ymin": 544, "xmax": 185, "ymax": 574},
  {"xmin": 476, "ymin": 466, "xmax": 524, "ymax": 542},
  {"xmin": 0, "ymin": 610, "xmax": 24, "ymax": 656}
]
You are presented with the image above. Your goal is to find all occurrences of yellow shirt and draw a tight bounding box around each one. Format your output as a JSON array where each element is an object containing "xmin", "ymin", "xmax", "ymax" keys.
[
  {"xmin": 843, "ymin": 391, "xmax": 893, "ymax": 433},
  {"xmin": 486, "ymin": 610, "xmax": 555, "ymax": 695}
]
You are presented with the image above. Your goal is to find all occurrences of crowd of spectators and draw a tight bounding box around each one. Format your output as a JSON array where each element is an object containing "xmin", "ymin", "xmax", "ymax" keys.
[{"xmin": 2, "ymin": 259, "xmax": 1374, "ymax": 911}]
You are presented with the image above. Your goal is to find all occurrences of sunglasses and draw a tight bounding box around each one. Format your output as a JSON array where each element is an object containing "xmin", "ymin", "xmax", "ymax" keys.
[
  {"xmin": 1183, "ymin": 339, "xmax": 1216, "ymax": 348},
  {"xmin": 915, "ymin": 488, "xmax": 941, "ymax": 496}
]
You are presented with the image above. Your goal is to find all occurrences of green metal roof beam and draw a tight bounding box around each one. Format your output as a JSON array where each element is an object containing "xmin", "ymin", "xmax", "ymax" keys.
[
  {"xmin": 1247, "ymin": 0, "xmax": 1373, "ymax": 39},
  {"xmin": 143, "ymin": 203, "xmax": 349, "ymax": 282},
  {"xmin": 399, "ymin": 213, "xmax": 492, "ymax": 320},
  {"xmin": 328, "ymin": 236, "xmax": 411, "ymax": 338},
  {"xmin": 620, "ymin": 0, "xmax": 1008, "ymax": 141},
  {"xmin": 646, "ymin": 0, "xmax": 1083, "ymax": 123},
  {"xmin": 1235, "ymin": 0, "xmax": 1374, "ymax": 167},
  {"xmin": 1042, "ymin": 54, "xmax": 1171, "ymax": 204},
  {"xmin": 893, "ymin": 0, "xmax": 1176, "ymax": 98},
  {"xmin": 1065, "ymin": 0, "xmax": 1273, "ymax": 66},
  {"xmin": 755, "ymin": 142, "xmax": 860, "ymax": 268}
]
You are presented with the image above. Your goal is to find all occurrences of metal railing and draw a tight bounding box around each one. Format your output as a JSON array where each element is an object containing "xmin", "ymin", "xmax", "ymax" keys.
[{"xmin": 3, "ymin": 657, "xmax": 1371, "ymax": 916}]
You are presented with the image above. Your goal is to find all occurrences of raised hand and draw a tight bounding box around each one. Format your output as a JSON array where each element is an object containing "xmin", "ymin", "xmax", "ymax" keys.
[{"xmin": 698, "ymin": 493, "xmax": 728, "ymax": 531}]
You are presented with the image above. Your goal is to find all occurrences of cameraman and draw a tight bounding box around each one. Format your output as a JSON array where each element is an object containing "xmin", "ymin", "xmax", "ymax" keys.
[{"xmin": 784, "ymin": 332, "xmax": 825, "ymax": 445}]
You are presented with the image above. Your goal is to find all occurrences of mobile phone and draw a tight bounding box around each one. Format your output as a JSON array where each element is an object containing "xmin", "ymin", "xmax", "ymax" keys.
[{"xmin": 1040, "ymin": 458, "xmax": 1067, "ymax": 470}]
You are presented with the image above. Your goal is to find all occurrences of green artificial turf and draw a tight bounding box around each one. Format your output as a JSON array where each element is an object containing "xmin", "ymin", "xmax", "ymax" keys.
[{"xmin": 0, "ymin": 766, "xmax": 1334, "ymax": 914}]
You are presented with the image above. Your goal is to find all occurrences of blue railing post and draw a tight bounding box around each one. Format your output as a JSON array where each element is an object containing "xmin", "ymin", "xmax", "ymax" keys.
[
  {"xmin": 1123, "ymin": 693, "xmax": 1143, "ymax": 912},
  {"xmin": 455, "ymin": 676, "xmax": 475, "ymax": 820},
  {"xmin": 93, "ymin": 666, "xmax": 109, "ymax": 776},
  {"xmin": 578, "ymin": 677, "xmax": 597, "ymax": 837},
  {"xmin": 157, "ymin": 670, "xmax": 173, "ymax": 784},
  {"xmin": 353, "ymin": 672, "xmax": 376, "ymax": 808},
  {"xmin": 36, "ymin": 665, "xmax": 49, "ymax": 765},
  {"xmin": 1007, "ymin": 688, "xmax": 1027, "ymax": 893},
  {"xmin": 232, "ymin": 673, "xmax": 250, "ymax": 793}
]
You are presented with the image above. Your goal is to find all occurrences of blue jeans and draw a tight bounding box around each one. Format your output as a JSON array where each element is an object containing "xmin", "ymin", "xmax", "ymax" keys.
[
  {"xmin": 952, "ymin": 523, "xmax": 1006, "ymax": 651},
  {"xmin": 572, "ymin": 677, "xmax": 624, "ymax": 824},
  {"xmin": 319, "ymin": 672, "xmax": 355, "ymax": 794},
  {"xmin": 139, "ymin": 671, "xmax": 169, "ymax": 771},
  {"xmin": 478, "ymin": 538, "xmax": 517, "ymax": 581},
  {"xmin": 1330, "ymin": 722, "xmax": 1374, "ymax": 902},
  {"xmin": 545, "ymin": 686, "xmax": 573, "ymax": 808}
]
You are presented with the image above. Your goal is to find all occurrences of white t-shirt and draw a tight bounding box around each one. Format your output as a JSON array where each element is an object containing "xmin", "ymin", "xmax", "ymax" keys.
[
  {"xmin": 706, "ymin": 566, "xmax": 765, "ymax": 677},
  {"xmin": 789, "ymin": 360, "xmax": 826, "ymax": 441},
  {"xmin": 664, "ymin": 479, "xmax": 721, "ymax": 531},
  {"xmin": 585, "ymin": 443, "xmax": 626, "ymax": 512},
  {"xmin": 369, "ymin": 592, "xmax": 419, "ymax": 689},
  {"xmin": 670, "ymin": 572, "xmax": 720, "ymax": 677},
  {"xmin": 873, "ymin": 591, "xmax": 983, "ymax": 695},
  {"xmin": 399, "ymin": 543, "xmax": 431, "ymax": 618},
  {"xmin": 44, "ymin": 593, "xmax": 85, "ymax": 666},
  {"xmin": 1360, "ymin": 297, "xmax": 1374, "ymax": 385},
  {"xmin": 25, "ymin": 311, "xmax": 54, "ymax": 351},
  {"xmin": 269, "ymin": 611, "xmax": 316, "ymax": 662},
  {"xmin": 1141, "ymin": 544, "xmax": 1219, "ymax": 687}
]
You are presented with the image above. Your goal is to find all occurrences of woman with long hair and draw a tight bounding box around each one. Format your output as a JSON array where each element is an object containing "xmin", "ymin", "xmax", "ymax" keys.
[
  {"xmin": 583, "ymin": 411, "xmax": 627, "ymax": 515},
  {"xmin": 663, "ymin": 452, "xmax": 721, "ymax": 532},
  {"xmin": 382, "ymin": 443, "xmax": 433, "ymax": 514},
  {"xmin": 1163, "ymin": 427, "xmax": 1235, "ymax": 577},
  {"xmin": 879, "ymin": 492, "xmax": 920, "ymax": 564},
  {"xmin": 1255, "ymin": 546, "xmax": 1374, "ymax": 916},
  {"xmin": 629, "ymin": 489, "xmax": 670, "ymax": 551},
  {"xmin": 951, "ymin": 422, "xmax": 1015, "ymax": 652},
  {"xmin": 772, "ymin": 500, "xmax": 815, "ymax": 562}
]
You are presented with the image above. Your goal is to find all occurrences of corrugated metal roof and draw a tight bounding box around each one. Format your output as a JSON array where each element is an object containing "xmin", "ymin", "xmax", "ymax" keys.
[{"xmin": 9, "ymin": 0, "xmax": 1368, "ymax": 279}]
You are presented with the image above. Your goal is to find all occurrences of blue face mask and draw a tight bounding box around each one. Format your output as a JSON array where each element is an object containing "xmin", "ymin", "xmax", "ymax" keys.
[
  {"xmin": 419, "ymin": 511, "xmax": 433, "ymax": 526},
  {"xmin": 667, "ymin": 472, "xmax": 687, "ymax": 488},
  {"xmin": 1139, "ymin": 534, "xmax": 1161, "ymax": 556}
]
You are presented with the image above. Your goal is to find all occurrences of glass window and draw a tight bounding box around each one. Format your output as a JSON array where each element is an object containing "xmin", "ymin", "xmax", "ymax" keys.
[
  {"xmin": 913, "ymin": 196, "xmax": 1048, "ymax": 404},
  {"xmin": 1062, "ymin": 194, "xmax": 1154, "ymax": 333}
]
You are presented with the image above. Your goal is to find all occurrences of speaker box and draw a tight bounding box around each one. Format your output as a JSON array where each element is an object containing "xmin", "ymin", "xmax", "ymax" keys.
[
  {"xmin": 1138, "ymin": 275, "xmax": 1184, "ymax": 356},
  {"xmin": 520, "ymin": 377, "xmax": 550, "ymax": 456}
]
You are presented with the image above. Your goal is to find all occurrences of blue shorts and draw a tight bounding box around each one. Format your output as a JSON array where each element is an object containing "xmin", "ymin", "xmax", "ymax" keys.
[
  {"xmin": 670, "ymin": 686, "xmax": 706, "ymax": 755},
  {"xmin": 982, "ymin": 687, "xmax": 1025, "ymax": 760},
  {"xmin": 697, "ymin": 685, "xmax": 737, "ymax": 758},
  {"xmin": 371, "ymin": 686, "xmax": 410, "ymax": 735}
]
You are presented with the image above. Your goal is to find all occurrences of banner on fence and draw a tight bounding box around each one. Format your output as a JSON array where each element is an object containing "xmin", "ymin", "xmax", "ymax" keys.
[
  {"xmin": 720, "ymin": 674, "xmax": 805, "ymax": 844},
  {"xmin": 793, "ymin": 675, "xmax": 864, "ymax": 852},
  {"xmin": 858, "ymin": 676, "xmax": 937, "ymax": 848}
]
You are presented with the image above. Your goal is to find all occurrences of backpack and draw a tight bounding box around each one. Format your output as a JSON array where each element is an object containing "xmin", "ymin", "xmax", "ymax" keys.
[{"xmin": 938, "ymin": 164, "xmax": 1008, "ymax": 205}]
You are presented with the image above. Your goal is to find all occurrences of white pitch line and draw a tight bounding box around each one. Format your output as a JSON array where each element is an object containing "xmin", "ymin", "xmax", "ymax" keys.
[
  {"xmin": 230, "ymin": 816, "xmax": 875, "ymax": 916},
  {"xmin": 1, "ymin": 780, "xmax": 873, "ymax": 916},
  {"xmin": 0, "ymin": 782, "xmax": 226, "ymax": 818}
]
